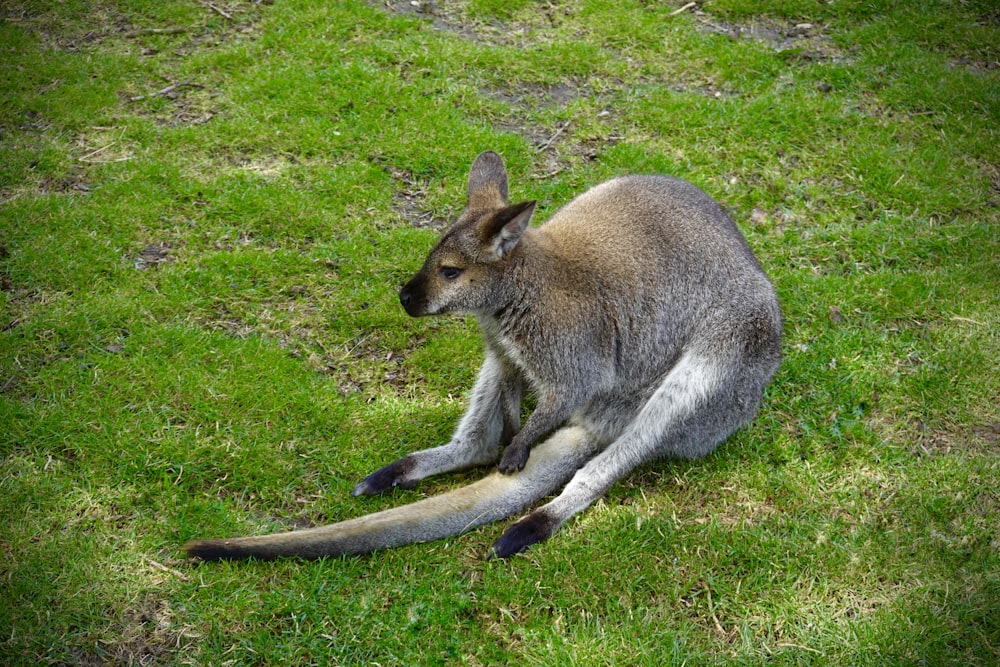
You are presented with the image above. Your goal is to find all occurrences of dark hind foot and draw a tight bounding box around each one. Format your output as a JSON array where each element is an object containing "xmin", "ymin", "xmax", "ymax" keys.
[
  {"xmin": 351, "ymin": 456, "xmax": 417, "ymax": 496},
  {"xmin": 488, "ymin": 510, "xmax": 560, "ymax": 559}
]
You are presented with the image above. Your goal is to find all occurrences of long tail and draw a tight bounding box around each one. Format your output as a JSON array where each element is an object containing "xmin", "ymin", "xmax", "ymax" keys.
[{"xmin": 184, "ymin": 427, "xmax": 600, "ymax": 560}]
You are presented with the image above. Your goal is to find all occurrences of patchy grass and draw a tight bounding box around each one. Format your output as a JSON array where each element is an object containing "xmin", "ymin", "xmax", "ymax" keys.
[{"xmin": 2, "ymin": 0, "xmax": 998, "ymax": 664}]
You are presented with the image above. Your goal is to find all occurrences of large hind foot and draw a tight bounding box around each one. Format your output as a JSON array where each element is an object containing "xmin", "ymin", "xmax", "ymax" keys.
[{"xmin": 488, "ymin": 510, "xmax": 560, "ymax": 558}]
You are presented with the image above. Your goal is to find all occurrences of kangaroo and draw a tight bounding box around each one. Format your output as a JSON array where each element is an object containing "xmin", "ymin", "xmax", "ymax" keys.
[{"xmin": 184, "ymin": 150, "xmax": 782, "ymax": 561}]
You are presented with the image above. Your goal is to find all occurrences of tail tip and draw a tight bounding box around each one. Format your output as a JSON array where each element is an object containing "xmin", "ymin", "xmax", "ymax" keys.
[{"xmin": 184, "ymin": 539, "xmax": 235, "ymax": 561}]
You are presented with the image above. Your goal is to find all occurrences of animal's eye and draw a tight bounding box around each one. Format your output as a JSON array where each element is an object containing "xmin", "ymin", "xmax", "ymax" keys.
[{"xmin": 439, "ymin": 266, "xmax": 463, "ymax": 281}]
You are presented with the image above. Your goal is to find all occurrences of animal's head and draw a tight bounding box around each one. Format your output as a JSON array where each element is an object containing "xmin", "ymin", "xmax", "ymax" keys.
[{"xmin": 399, "ymin": 151, "xmax": 536, "ymax": 317}]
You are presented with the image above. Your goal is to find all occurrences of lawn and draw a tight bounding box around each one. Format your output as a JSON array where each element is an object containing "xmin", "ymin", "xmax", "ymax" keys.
[{"xmin": 1, "ymin": 0, "xmax": 998, "ymax": 664}]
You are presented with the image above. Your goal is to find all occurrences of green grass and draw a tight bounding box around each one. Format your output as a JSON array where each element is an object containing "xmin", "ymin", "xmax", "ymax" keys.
[{"xmin": 2, "ymin": 0, "xmax": 998, "ymax": 664}]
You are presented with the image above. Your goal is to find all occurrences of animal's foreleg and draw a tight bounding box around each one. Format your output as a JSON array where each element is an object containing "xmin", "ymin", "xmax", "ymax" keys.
[
  {"xmin": 498, "ymin": 392, "xmax": 577, "ymax": 474},
  {"xmin": 354, "ymin": 353, "xmax": 521, "ymax": 495}
]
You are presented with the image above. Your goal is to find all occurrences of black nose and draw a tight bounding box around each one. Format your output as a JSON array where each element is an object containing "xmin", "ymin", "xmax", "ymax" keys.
[{"xmin": 398, "ymin": 281, "xmax": 424, "ymax": 317}]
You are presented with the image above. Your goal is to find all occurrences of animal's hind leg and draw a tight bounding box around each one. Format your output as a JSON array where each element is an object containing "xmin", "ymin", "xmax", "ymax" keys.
[
  {"xmin": 491, "ymin": 350, "xmax": 767, "ymax": 558},
  {"xmin": 353, "ymin": 352, "xmax": 521, "ymax": 496}
]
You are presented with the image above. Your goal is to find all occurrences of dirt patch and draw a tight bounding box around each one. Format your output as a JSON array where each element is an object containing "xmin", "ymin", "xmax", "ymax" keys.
[
  {"xmin": 369, "ymin": 1, "xmax": 759, "ymax": 177},
  {"xmin": 1, "ymin": 129, "xmax": 98, "ymax": 203},
  {"xmin": 4, "ymin": 2, "xmax": 269, "ymax": 129},
  {"xmin": 981, "ymin": 161, "xmax": 1000, "ymax": 207},
  {"xmin": 1, "ymin": 3, "xmax": 131, "ymax": 52},
  {"xmin": 694, "ymin": 15, "xmax": 847, "ymax": 63},
  {"xmin": 486, "ymin": 88, "xmax": 622, "ymax": 176},
  {"xmin": 191, "ymin": 291, "xmax": 429, "ymax": 400},
  {"xmin": 133, "ymin": 242, "xmax": 174, "ymax": 271},
  {"xmin": 126, "ymin": 80, "xmax": 221, "ymax": 128},
  {"xmin": 76, "ymin": 594, "xmax": 197, "ymax": 666},
  {"xmin": 40, "ymin": 172, "xmax": 94, "ymax": 195},
  {"xmin": 901, "ymin": 418, "xmax": 1000, "ymax": 456},
  {"xmin": 971, "ymin": 422, "xmax": 1000, "ymax": 447},
  {"xmin": 364, "ymin": 154, "xmax": 452, "ymax": 230},
  {"xmin": 949, "ymin": 55, "xmax": 1000, "ymax": 72},
  {"xmin": 376, "ymin": 0, "xmax": 480, "ymax": 41},
  {"xmin": 374, "ymin": 1, "xmax": 846, "ymax": 66},
  {"xmin": 230, "ymin": 154, "xmax": 291, "ymax": 179},
  {"xmin": 175, "ymin": 148, "xmax": 324, "ymax": 187},
  {"xmin": 312, "ymin": 329, "xmax": 427, "ymax": 400},
  {"xmin": 368, "ymin": 2, "xmax": 617, "ymax": 170},
  {"xmin": 479, "ymin": 81, "xmax": 589, "ymax": 112},
  {"xmin": 382, "ymin": 163, "xmax": 451, "ymax": 230},
  {"xmin": 2, "ymin": 1, "xmax": 268, "ymax": 52},
  {"xmin": 0, "ymin": 244, "xmax": 44, "ymax": 338}
]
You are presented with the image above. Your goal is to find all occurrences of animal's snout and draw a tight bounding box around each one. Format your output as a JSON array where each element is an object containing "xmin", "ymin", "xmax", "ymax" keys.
[{"xmin": 399, "ymin": 279, "xmax": 424, "ymax": 317}]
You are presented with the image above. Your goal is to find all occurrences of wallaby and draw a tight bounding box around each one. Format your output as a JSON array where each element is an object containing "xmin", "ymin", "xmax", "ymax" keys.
[{"xmin": 184, "ymin": 151, "xmax": 782, "ymax": 561}]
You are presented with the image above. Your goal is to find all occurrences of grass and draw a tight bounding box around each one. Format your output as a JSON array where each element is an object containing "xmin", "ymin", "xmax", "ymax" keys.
[{"xmin": 1, "ymin": 0, "xmax": 998, "ymax": 664}]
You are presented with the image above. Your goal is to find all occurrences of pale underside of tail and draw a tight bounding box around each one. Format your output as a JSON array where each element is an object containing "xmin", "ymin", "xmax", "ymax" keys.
[{"xmin": 184, "ymin": 427, "xmax": 601, "ymax": 561}]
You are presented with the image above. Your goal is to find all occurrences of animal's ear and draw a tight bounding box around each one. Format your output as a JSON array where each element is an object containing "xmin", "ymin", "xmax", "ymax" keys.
[
  {"xmin": 481, "ymin": 200, "xmax": 536, "ymax": 260},
  {"xmin": 467, "ymin": 151, "xmax": 509, "ymax": 211}
]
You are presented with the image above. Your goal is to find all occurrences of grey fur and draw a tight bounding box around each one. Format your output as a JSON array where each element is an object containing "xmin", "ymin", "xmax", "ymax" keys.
[{"xmin": 184, "ymin": 151, "xmax": 781, "ymax": 561}]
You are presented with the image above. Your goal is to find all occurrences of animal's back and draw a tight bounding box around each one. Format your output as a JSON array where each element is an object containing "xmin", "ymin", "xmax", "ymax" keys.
[
  {"xmin": 530, "ymin": 174, "xmax": 779, "ymax": 392},
  {"xmin": 541, "ymin": 174, "xmax": 765, "ymax": 282}
]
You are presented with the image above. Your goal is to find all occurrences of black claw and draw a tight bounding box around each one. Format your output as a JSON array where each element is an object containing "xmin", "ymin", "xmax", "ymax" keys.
[
  {"xmin": 488, "ymin": 511, "xmax": 559, "ymax": 559},
  {"xmin": 351, "ymin": 457, "xmax": 415, "ymax": 496}
]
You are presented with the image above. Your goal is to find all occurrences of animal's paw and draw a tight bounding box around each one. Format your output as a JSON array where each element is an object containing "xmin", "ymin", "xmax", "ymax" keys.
[
  {"xmin": 351, "ymin": 457, "xmax": 416, "ymax": 496},
  {"xmin": 498, "ymin": 443, "xmax": 530, "ymax": 474},
  {"xmin": 488, "ymin": 511, "xmax": 559, "ymax": 559}
]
